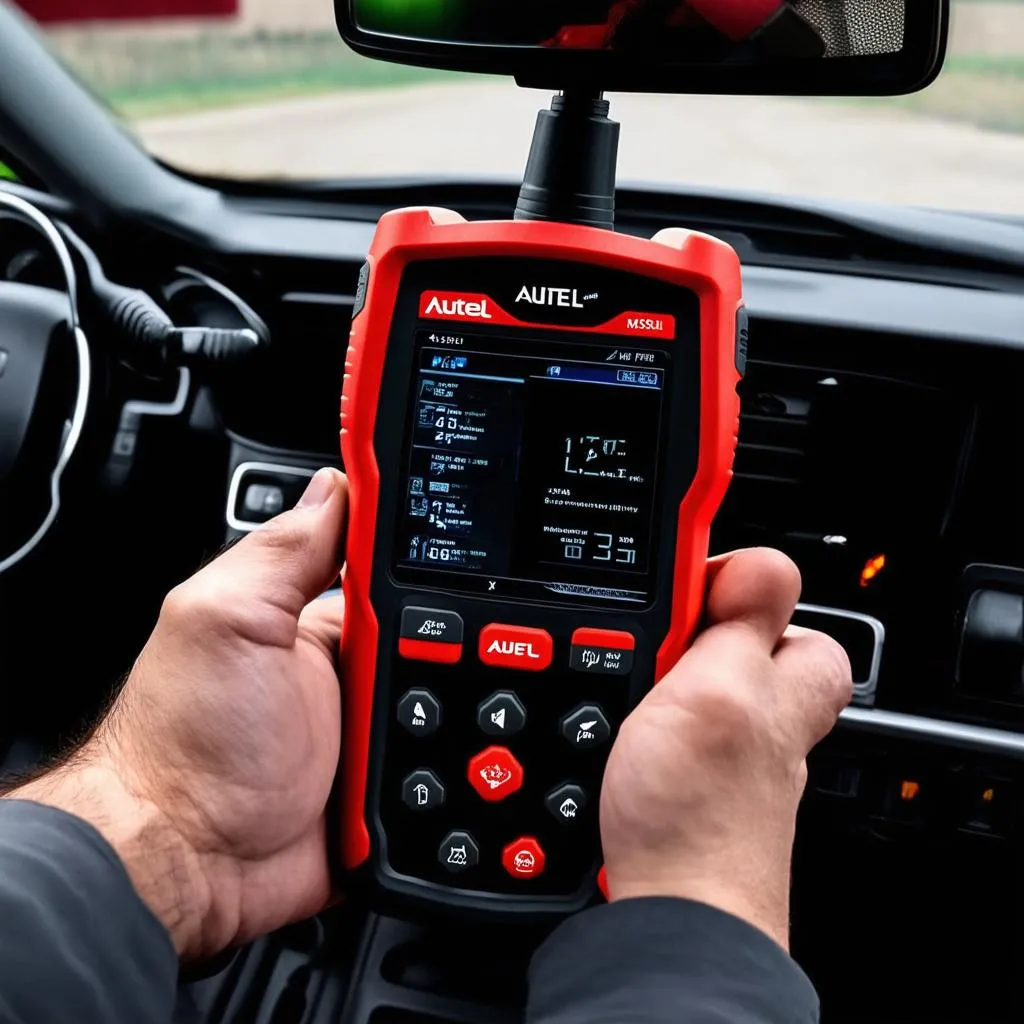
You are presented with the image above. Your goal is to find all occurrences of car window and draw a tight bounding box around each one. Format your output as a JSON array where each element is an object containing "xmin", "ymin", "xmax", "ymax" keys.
[{"xmin": 11, "ymin": 0, "xmax": 1024, "ymax": 213}]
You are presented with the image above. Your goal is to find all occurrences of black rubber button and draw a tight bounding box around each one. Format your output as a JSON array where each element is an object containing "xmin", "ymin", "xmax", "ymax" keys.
[
  {"xmin": 402, "ymin": 770, "xmax": 445, "ymax": 811},
  {"xmin": 560, "ymin": 705, "xmax": 611, "ymax": 750},
  {"xmin": 545, "ymin": 783, "xmax": 588, "ymax": 823},
  {"xmin": 400, "ymin": 606, "xmax": 464, "ymax": 644},
  {"xmin": 477, "ymin": 691, "xmax": 527, "ymax": 736},
  {"xmin": 438, "ymin": 830, "xmax": 479, "ymax": 873},
  {"xmin": 397, "ymin": 688, "xmax": 441, "ymax": 736}
]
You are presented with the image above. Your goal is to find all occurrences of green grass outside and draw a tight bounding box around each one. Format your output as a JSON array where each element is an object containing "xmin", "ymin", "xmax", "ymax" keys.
[
  {"xmin": 108, "ymin": 57, "xmax": 462, "ymax": 120},
  {"xmin": 946, "ymin": 53, "xmax": 1024, "ymax": 75},
  {"xmin": 847, "ymin": 53, "xmax": 1024, "ymax": 133},
  {"xmin": 80, "ymin": 34, "xmax": 1024, "ymax": 135},
  {"xmin": 0, "ymin": 161, "xmax": 18, "ymax": 182}
]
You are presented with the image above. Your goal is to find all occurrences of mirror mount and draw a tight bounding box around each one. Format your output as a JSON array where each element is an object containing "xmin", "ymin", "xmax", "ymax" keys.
[{"xmin": 514, "ymin": 90, "xmax": 620, "ymax": 232}]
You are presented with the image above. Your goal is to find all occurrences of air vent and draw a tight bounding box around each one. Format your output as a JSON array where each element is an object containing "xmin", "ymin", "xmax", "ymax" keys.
[
  {"xmin": 731, "ymin": 360, "xmax": 816, "ymax": 534},
  {"xmin": 212, "ymin": 263, "xmax": 361, "ymax": 452},
  {"xmin": 713, "ymin": 321, "xmax": 971, "ymax": 608},
  {"xmin": 723, "ymin": 356, "xmax": 965, "ymax": 542}
]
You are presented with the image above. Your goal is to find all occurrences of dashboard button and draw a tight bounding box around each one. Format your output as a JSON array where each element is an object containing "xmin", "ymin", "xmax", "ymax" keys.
[
  {"xmin": 479, "ymin": 624, "xmax": 553, "ymax": 671},
  {"xmin": 397, "ymin": 688, "xmax": 441, "ymax": 736},
  {"xmin": 399, "ymin": 606, "xmax": 464, "ymax": 664},
  {"xmin": 957, "ymin": 588, "xmax": 1024, "ymax": 701},
  {"xmin": 545, "ymin": 783, "xmax": 587, "ymax": 823},
  {"xmin": 570, "ymin": 628, "xmax": 636, "ymax": 676},
  {"xmin": 878, "ymin": 771, "xmax": 930, "ymax": 826},
  {"xmin": 243, "ymin": 483, "xmax": 285, "ymax": 519},
  {"xmin": 401, "ymin": 770, "xmax": 445, "ymax": 811},
  {"xmin": 957, "ymin": 777, "xmax": 1013, "ymax": 838},
  {"xmin": 502, "ymin": 837, "xmax": 545, "ymax": 879},
  {"xmin": 468, "ymin": 745, "xmax": 524, "ymax": 802},
  {"xmin": 560, "ymin": 705, "xmax": 612, "ymax": 750},
  {"xmin": 438, "ymin": 830, "xmax": 479, "ymax": 873},
  {"xmin": 477, "ymin": 691, "xmax": 527, "ymax": 736},
  {"xmin": 810, "ymin": 754, "xmax": 861, "ymax": 799}
]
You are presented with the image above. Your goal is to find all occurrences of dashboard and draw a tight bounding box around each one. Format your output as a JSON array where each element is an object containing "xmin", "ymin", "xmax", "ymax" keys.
[{"xmin": 1, "ymin": 173, "xmax": 1023, "ymax": 1024}]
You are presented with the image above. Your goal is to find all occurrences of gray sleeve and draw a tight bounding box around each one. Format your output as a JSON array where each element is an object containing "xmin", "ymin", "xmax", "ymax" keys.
[
  {"xmin": 0, "ymin": 800, "xmax": 178, "ymax": 1024},
  {"xmin": 528, "ymin": 897, "xmax": 819, "ymax": 1024}
]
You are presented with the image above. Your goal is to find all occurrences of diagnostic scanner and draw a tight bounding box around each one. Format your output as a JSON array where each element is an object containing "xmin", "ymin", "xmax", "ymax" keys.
[{"xmin": 338, "ymin": 94, "xmax": 744, "ymax": 918}]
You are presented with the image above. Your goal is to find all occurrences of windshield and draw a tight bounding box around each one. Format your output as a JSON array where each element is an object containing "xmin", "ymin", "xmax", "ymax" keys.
[{"xmin": 13, "ymin": 0, "xmax": 1024, "ymax": 213}]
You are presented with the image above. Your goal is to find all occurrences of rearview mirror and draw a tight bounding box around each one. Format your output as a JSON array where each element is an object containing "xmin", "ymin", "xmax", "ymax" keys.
[{"xmin": 337, "ymin": 0, "xmax": 947, "ymax": 96}]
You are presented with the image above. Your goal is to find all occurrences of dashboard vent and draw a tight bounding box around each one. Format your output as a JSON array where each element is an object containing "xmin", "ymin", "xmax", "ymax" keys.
[
  {"xmin": 713, "ymin": 320, "xmax": 971, "ymax": 609},
  {"xmin": 731, "ymin": 359, "xmax": 815, "ymax": 535},
  {"xmin": 213, "ymin": 261, "xmax": 361, "ymax": 452}
]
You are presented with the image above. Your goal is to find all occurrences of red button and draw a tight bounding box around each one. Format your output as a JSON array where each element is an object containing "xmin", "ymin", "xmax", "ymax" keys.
[
  {"xmin": 571, "ymin": 628, "xmax": 636, "ymax": 651},
  {"xmin": 398, "ymin": 637, "xmax": 462, "ymax": 664},
  {"xmin": 502, "ymin": 837, "xmax": 546, "ymax": 879},
  {"xmin": 468, "ymin": 745, "xmax": 524, "ymax": 802},
  {"xmin": 479, "ymin": 624, "xmax": 553, "ymax": 671}
]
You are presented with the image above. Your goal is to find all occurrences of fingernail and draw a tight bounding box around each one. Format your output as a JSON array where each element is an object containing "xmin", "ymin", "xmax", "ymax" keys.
[{"xmin": 297, "ymin": 468, "xmax": 334, "ymax": 510}]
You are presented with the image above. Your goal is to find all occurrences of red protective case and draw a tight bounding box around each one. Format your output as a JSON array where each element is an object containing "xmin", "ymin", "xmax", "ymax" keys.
[{"xmin": 339, "ymin": 207, "xmax": 742, "ymax": 870}]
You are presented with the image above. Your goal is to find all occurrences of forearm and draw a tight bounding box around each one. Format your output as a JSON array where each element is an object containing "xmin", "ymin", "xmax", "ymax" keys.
[
  {"xmin": 0, "ymin": 800, "xmax": 179, "ymax": 1024},
  {"xmin": 527, "ymin": 898, "xmax": 819, "ymax": 1024},
  {"xmin": 9, "ymin": 753, "xmax": 209, "ymax": 956}
]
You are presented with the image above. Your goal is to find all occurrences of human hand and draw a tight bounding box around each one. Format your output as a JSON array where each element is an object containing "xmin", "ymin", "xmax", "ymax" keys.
[
  {"xmin": 600, "ymin": 547, "xmax": 852, "ymax": 950},
  {"xmin": 8, "ymin": 467, "xmax": 348, "ymax": 960}
]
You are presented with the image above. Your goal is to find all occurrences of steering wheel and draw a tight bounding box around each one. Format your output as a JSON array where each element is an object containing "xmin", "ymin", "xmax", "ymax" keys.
[{"xmin": 0, "ymin": 192, "xmax": 91, "ymax": 575}]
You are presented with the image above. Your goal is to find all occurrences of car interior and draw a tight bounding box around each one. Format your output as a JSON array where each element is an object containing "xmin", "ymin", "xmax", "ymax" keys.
[{"xmin": 0, "ymin": 0, "xmax": 1022, "ymax": 1020}]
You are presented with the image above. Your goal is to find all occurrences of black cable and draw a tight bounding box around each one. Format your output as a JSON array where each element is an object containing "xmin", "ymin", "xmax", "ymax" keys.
[{"xmin": 58, "ymin": 224, "xmax": 267, "ymax": 373}]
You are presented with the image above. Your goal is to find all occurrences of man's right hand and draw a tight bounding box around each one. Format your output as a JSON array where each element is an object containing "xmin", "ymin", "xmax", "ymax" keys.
[{"xmin": 600, "ymin": 547, "xmax": 852, "ymax": 951}]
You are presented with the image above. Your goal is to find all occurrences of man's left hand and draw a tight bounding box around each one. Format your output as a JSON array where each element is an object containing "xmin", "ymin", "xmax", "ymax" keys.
[{"xmin": 7, "ymin": 467, "xmax": 348, "ymax": 960}]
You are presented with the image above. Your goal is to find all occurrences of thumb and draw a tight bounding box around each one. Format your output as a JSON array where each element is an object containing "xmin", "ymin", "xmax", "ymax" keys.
[
  {"xmin": 199, "ymin": 468, "xmax": 348, "ymax": 623},
  {"xmin": 700, "ymin": 547, "xmax": 801, "ymax": 653}
]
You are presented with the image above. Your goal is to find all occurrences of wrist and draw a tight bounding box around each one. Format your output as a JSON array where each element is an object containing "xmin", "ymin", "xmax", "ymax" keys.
[
  {"xmin": 605, "ymin": 868, "xmax": 791, "ymax": 952},
  {"xmin": 5, "ymin": 747, "xmax": 212, "ymax": 958}
]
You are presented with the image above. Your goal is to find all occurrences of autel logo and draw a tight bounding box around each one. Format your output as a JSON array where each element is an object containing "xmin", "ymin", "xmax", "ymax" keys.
[
  {"xmin": 486, "ymin": 639, "xmax": 542, "ymax": 659},
  {"xmin": 478, "ymin": 624, "xmax": 554, "ymax": 671},
  {"xmin": 422, "ymin": 294, "xmax": 493, "ymax": 319},
  {"xmin": 515, "ymin": 286, "xmax": 591, "ymax": 308}
]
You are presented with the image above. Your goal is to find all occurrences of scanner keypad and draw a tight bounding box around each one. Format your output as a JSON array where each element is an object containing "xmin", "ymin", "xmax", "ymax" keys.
[{"xmin": 383, "ymin": 605, "xmax": 635, "ymax": 897}]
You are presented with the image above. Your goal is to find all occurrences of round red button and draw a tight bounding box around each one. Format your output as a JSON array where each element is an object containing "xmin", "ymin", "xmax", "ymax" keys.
[
  {"xmin": 468, "ymin": 745, "xmax": 524, "ymax": 802},
  {"xmin": 502, "ymin": 837, "xmax": 546, "ymax": 879}
]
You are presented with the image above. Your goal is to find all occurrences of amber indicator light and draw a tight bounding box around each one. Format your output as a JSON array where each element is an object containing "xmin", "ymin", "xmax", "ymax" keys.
[
  {"xmin": 860, "ymin": 553, "xmax": 887, "ymax": 588},
  {"xmin": 900, "ymin": 780, "xmax": 921, "ymax": 802}
]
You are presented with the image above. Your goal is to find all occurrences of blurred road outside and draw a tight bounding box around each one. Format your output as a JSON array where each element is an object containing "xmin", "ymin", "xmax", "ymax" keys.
[
  {"xmin": 136, "ymin": 83, "xmax": 1024, "ymax": 213},
  {"xmin": 33, "ymin": 0, "xmax": 1024, "ymax": 213}
]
